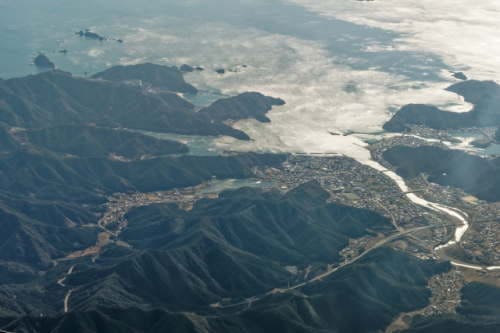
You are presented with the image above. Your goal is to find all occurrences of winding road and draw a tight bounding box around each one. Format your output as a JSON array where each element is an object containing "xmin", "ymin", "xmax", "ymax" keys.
[
  {"xmin": 58, "ymin": 156, "xmax": 498, "ymax": 315},
  {"xmin": 214, "ymin": 157, "xmax": 499, "ymax": 311},
  {"xmin": 58, "ymin": 265, "xmax": 76, "ymax": 313},
  {"xmin": 64, "ymin": 289, "xmax": 74, "ymax": 314},
  {"xmin": 213, "ymin": 223, "xmax": 457, "ymax": 310}
]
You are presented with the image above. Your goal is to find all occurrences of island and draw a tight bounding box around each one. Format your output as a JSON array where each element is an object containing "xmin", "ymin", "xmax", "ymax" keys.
[
  {"xmin": 199, "ymin": 92, "xmax": 285, "ymax": 123},
  {"xmin": 179, "ymin": 64, "xmax": 204, "ymax": 73},
  {"xmin": 34, "ymin": 53, "xmax": 55, "ymax": 70},
  {"xmin": 76, "ymin": 29, "xmax": 106, "ymax": 41},
  {"xmin": 452, "ymin": 71, "xmax": 468, "ymax": 80},
  {"xmin": 92, "ymin": 63, "xmax": 198, "ymax": 94},
  {"xmin": 384, "ymin": 80, "xmax": 500, "ymax": 132}
]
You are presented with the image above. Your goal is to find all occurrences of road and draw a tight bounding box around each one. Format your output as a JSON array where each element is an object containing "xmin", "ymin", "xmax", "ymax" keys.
[
  {"xmin": 57, "ymin": 265, "xmax": 75, "ymax": 287},
  {"xmin": 375, "ymin": 199, "xmax": 401, "ymax": 231},
  {"xmin": 64, "ymin": 289, "xmax": 74, "ymax": 313},
  {"xmin": 214, "ymin": 224, "xmax": 447, "ymax": 310},
  {"xmin": 59, "ymin": 160, "xmax": 499, "ymax": 315},
  {"xmin": 213, "ymin": 214, "xmax": 500, "ymax": 311},
  {"xmin": 58, "ymin": 265, "xmax": 76, "ymax": 313},
  {"xmin": 364, "ymin": 160, "xmax": 500, "ymax": 271}
]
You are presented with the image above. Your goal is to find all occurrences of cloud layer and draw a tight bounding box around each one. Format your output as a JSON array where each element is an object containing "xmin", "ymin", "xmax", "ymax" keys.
[
  {"xmin": 105, "ymin": 19, "xmax": 471, "ymax": 159},
  {"xmin": 289, "ymin": 0, "xmax": 500, "ymax": 81}
]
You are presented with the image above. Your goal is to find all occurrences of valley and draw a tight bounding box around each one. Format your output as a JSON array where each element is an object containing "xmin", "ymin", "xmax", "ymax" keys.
[{"xmin": 0, "ymin": 60, "xmax": 498, "ymax": 332}]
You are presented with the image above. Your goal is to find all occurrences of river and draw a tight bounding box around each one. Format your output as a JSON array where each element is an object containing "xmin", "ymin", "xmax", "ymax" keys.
[{"xmin": 362, "ymin": 158, "xmax": 500, "ymax": 271}]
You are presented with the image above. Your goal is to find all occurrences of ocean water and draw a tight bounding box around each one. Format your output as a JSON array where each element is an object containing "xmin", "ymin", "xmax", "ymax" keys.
[
  {"xmin": 0, "ymin": 0, "xmax": 446, "ymax": 79},
  {"xmin": 290, "ymin": 0, "xmax": 500, "ymax": 82},
  {"xmin": 0, "ymin": 0, "xmax": 477, "ymax": 158}
]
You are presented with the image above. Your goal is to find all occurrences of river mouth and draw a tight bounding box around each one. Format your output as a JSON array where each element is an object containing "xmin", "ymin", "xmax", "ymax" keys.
[
  {"xmin": 0, "ymin": 0, "xmax": 470, "ymax": 161},
  {"xmin": 2, "ymin": 0, "xmax": 497, "ymax": 272}
]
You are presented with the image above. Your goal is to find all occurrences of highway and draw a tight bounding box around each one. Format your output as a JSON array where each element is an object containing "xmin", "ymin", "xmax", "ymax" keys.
[
  {"xmin": 214, "ymin": 223, "xmax": 450, "ymax": 310},
  {"xmin": 212, "ymin": 148, "xmax": 500, "ymax": 311}
]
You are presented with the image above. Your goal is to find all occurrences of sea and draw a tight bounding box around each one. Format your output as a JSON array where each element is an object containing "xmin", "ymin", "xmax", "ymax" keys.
[{"xmin": 1, "ymin": 0, "xmax": 496, "ymax": 158}]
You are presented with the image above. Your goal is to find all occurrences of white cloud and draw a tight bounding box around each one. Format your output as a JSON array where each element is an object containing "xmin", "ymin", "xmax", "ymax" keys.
[
  {"xmin": 95, "ymin": 16, "xmax": 472, "ymax": 159},
  {"xmin": 288, "ymin": 0, "xmax": 500, "ymax": 81},
  {"xmin": 87, "ymin": 48, "xmax": 104, "ymax": 58}
]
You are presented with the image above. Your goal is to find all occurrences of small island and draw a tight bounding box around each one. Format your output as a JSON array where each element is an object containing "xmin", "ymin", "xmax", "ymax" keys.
[
  {"xmin": 384, "ymin": 80, "xmax": 500, "ymax": 132},
  {"xmin": 452, "ymin": 72, "xmax": 468, "ymax": 80},
  {"xmin": 34, "ymin": 54, "xmax": 55, "ymax": 70},
  {"xmin": 179, "ymin": 64, "xmax": 204, "ymax": 73},
  {"xmin": 76, "ymin": 29, "xmax": 106, "ymax": 41}
]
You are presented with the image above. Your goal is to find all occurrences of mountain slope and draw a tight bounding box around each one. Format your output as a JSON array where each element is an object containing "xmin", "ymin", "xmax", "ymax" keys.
[
  {"xmin": 383, "ymin": 145, "xmax": 500, "ymax": 201},
  {"xmin": 405, "ymin": 282, "xmax": 500, "ymax": 333},
  {"xmin": 0, "ymin": 70, "xmax": 247, "ymax": 139},
  {"xmin": 92, "ymin": 63, "xmax": 198, "ymax": 94},
  {"xmin": 4, "ymin": 248, "xmax": 450, "ymax": 333},
  {"xmin": 199, "ymin": 92, "xmax": 285, "ymax": 123},
  {"xmin": 384, "ymin": 80, "xmax": 500, "ymax": 132},
  {"xmin": 24, "ymin": 125, "xmax": 188, "ymax": 159},
  {"xmin": 52, "ymin": 182, "xmax": 393, "ymax": 311}
]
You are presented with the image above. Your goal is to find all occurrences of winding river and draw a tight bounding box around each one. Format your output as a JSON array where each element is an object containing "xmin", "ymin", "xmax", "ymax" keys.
[{"xmin": 363, "ymin": 159, "xmax": 499, "ymax": 271}]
